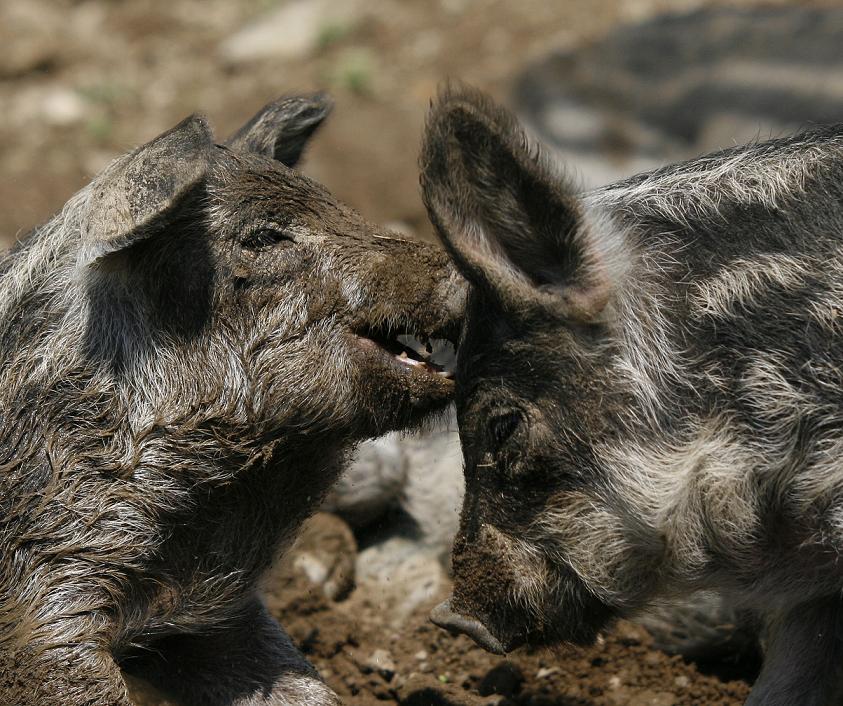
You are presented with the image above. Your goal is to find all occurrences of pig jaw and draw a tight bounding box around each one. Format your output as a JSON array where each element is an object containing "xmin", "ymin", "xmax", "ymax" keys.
[
  {"xmin": 434, "ymin": 525, "xmax": 618, "ymax": 653},
  {"xmin": 433, "ymin": 583, "xmax": 616, "ymax": 654}
]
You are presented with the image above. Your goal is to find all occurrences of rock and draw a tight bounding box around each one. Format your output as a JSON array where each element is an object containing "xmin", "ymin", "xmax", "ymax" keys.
[
  {"xmin": 263, "ymin": 512, "xmax": 357, "ymax": 604},
  {"xmin": 398, "ymin": 414, "xmax": 464, "ymax": 554},
  {"xmin": 219, "ymin": 0, "xmax": 361, "ymax": 64},
  {"xmin": 477, "ymin": 662, "xmax": 523, "ymax": 698},
  {"xmin": 40, "ymin": 88, "xmax": 87, "ymax": 127},
  {"xmin": 325, "ymin": 410, "xmax": 464, "ymax": 563},
  {"xmin": 627, "ymin": 690, "xmax": 677, "ymax": 706},
  {"xmin": 9, "ymin": 85, "xmax": 88, "ymax": 130},
  {"xmin": 356, "ymin": 537, "xmax": 447, "ymax": 624},
  {"xmin": 365, "ymin": 648, "xmax": 396, "ymax": 680}
]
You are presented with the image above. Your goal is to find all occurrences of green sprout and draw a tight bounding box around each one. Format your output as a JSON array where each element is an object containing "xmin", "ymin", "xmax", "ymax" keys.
[
  {"xmin": 316, "ymin": 21, "xmax": 352, "ymax": 51},
  {"xmin": 331, "ymin": 49, "xmax": 374, "ymax": 96},
  {"xmin": 86, "ymin": 114, "xmax": 113, "ymax": 143}
]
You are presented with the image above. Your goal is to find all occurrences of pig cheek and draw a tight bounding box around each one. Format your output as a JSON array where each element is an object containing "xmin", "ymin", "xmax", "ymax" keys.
[
  {"xmin": 538, "ymin": 493, "xmax": 658, "ymax": 610},
  {"xmin": 300, "ymin": 279, "xmax": 346, "ymax": 329},
  {"xmin": 250, "ymin": 326, "xmax": 359, "ymax": 427}
]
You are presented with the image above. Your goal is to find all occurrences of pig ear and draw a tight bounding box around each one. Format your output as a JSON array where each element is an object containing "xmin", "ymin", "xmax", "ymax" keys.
[
  {"xmin": 420, "ymin": 86, "xmax": 621, "ymax": 321},
  {"xmin": 224, "ymin": 93, "xmax": 333, "ymax": 167},
  {"xmin": 79, "ymin": 114, "xmax": 213, "ymax": 268}
]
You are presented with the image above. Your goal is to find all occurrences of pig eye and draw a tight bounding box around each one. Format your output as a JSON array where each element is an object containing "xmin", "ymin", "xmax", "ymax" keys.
[
  {"xmin": 488, "ymin": 410, "xmax": 523, "ymax": 451},
  {"xmin": 242, "ymin": 227, "xmax": 295, "ymax": 250}
]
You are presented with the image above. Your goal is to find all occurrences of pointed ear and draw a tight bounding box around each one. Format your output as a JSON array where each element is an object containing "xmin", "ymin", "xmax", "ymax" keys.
[
  {"xmin": 224, "ymin": 92, "xmax": 333, "ymax": 167},
  {"xmin": 420, "ymin": 85, "xmax": 623, "ymax": 322},
  {"xmin": 80, "ymin": 114, "xmax": 213, "ymax": 268}
]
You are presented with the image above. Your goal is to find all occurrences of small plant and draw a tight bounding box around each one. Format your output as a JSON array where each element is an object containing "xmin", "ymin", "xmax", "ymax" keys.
[
  {"xmin": 76, "ymin": 82, "xmax": 127, "ymax": 107},
  {"xmin": 316, "ymin": 21, "xmax": 352, "ymax": 52},
  {"xmin": 330, "ymin": 49, "xmax": 374, "ymax": 96},
  {"xmin": 86, "ymin": 114, "xmax": 113, "ymax": 143}
]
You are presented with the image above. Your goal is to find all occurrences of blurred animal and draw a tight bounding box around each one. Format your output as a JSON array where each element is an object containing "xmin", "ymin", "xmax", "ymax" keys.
[
  {"xmin": 515, "ymin": 6, "xmax": 843, "ymax": 188},
  {"xmin": 325, "ymin": 410, "xmax": 464, "ymax": 556}
]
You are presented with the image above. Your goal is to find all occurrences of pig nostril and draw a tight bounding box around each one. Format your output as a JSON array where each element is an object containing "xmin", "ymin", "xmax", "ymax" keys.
[{"xmin": 430, "ymin": 600, "xmax": 507, "ymax": 655}]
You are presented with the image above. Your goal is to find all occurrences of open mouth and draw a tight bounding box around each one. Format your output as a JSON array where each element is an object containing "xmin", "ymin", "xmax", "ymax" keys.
[{"xmin": 356, "ymin": 326, "xmax": 457, "ymax": 379}]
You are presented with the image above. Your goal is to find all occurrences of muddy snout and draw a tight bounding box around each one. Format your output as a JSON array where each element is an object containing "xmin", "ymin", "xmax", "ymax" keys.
[{"xmin": 430, "ymin": 599, "xmax": 507, "ymax": 655}]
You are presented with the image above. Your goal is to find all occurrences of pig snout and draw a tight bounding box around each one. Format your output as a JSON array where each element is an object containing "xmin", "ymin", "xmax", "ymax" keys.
[{"xmin": 430, "ymin": 599, "xmax": 507, "ymax": 655}]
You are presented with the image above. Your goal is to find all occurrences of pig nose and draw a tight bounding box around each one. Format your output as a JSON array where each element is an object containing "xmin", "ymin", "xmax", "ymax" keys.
[{"xmin": 430, "ymin": 599, "xmax": 506, "ymax": 655}]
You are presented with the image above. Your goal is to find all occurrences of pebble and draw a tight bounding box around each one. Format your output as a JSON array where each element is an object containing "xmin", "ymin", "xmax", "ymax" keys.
[
  {"xmin": 478, "ymin": 661, "xmax": 523, "ymax": 697},
  {"xmin": 366, "ymin": 648, "xmax": 396, "ymax": 680},
  {"xmin": 627, "ymin": 690, "xmax": 677, "ymax": 706}
]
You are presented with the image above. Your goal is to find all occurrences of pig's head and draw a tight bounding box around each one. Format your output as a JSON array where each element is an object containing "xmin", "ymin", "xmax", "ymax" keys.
[
  {"xmin": 72, "ymin": 94, "xmax": 463, "ymax": 448},
  {"xmin": 421, "ymin": 87, "xmax": 664, "ymax": 653}
]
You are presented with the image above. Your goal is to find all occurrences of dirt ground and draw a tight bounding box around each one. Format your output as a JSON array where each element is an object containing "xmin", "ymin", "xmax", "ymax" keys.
[
  {"xmin": 277, "ymin": 593, "xmax": 752, "ymax": 705},
  {"xmin": 1, "ymin": 0, "xmax": 824, "ymax": 703},
  {"xmin": 127, "ymin": 513, "xmax": 753, "ymax": 706},
  {"xmin": 261, "ymin": 516, "xmax": 753, "ymax": 706},
  {"xmin": 0, "ymin": 0, "xmax": 822, "ymax": 245}
]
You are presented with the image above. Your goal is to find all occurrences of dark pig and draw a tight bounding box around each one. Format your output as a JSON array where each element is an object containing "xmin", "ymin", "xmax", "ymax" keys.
[{"xmin": 422, "ymin": 85, "xmax": 843, "ymax": 706}]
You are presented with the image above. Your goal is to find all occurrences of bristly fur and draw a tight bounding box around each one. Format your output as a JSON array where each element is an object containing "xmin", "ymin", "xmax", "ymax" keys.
[
  {"xmin": 422, "ymin": 84, "xmax": 843, "ymax": 705},
  {"xmin": 0, "ymin": 94, "xmax": 465, "ymax": 706}
]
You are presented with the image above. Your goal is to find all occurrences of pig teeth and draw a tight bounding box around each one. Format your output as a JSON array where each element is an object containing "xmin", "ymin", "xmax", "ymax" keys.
[
  {"xmin": 428, "ymin": 339, "xmax": 456, "ymax": 373},
  {"xmin": 395, "ymin": 353, "xmax": 423, "ymax": 367},
  {"xmin": 396, "ymin": 334, "xmax": 432, "ymax": 359},
  {"xmin": 389, "ymin": 334, "xmax": 456, "ymax": 379}
]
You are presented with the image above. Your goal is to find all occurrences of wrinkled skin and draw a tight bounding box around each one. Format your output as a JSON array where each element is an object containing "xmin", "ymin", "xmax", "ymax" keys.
[
  {"xmin": 0, "ymin": 94, "xmax": 464, "ymax": 705},
  {"xmin": 422, "ymin": 86, "xmax": 843, "ymax": 705}
]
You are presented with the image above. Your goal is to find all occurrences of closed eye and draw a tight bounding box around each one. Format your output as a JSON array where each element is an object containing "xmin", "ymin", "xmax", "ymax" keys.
[
  {"xmin": 489, "ymin": 410, "xmax": 522, "ymax": 451},
  {"xmin": 242, "ymin": 227, "xmax": 295, "ymax": 250}
]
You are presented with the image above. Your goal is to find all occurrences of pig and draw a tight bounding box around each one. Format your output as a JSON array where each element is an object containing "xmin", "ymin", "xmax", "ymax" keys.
[
  {"xmin": 421, "ymin": 85, "xmax": 843, "ymax": 705},
  {"xmin": 0, "ymin": 93, "xmax": 463, "ymax": 706},
  {"xmin": 325, "ymin": 410, "xmax": 464, "ymax": 554}
]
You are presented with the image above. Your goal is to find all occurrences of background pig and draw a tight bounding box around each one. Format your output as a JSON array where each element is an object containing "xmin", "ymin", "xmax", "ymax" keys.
[
  {"xmin": 0, "ymin": 93, "xmax": 462, "ymax": 705},
  {"xmin": 422, "ymin": 85, "xmax": 843, "ymax": 705}
]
